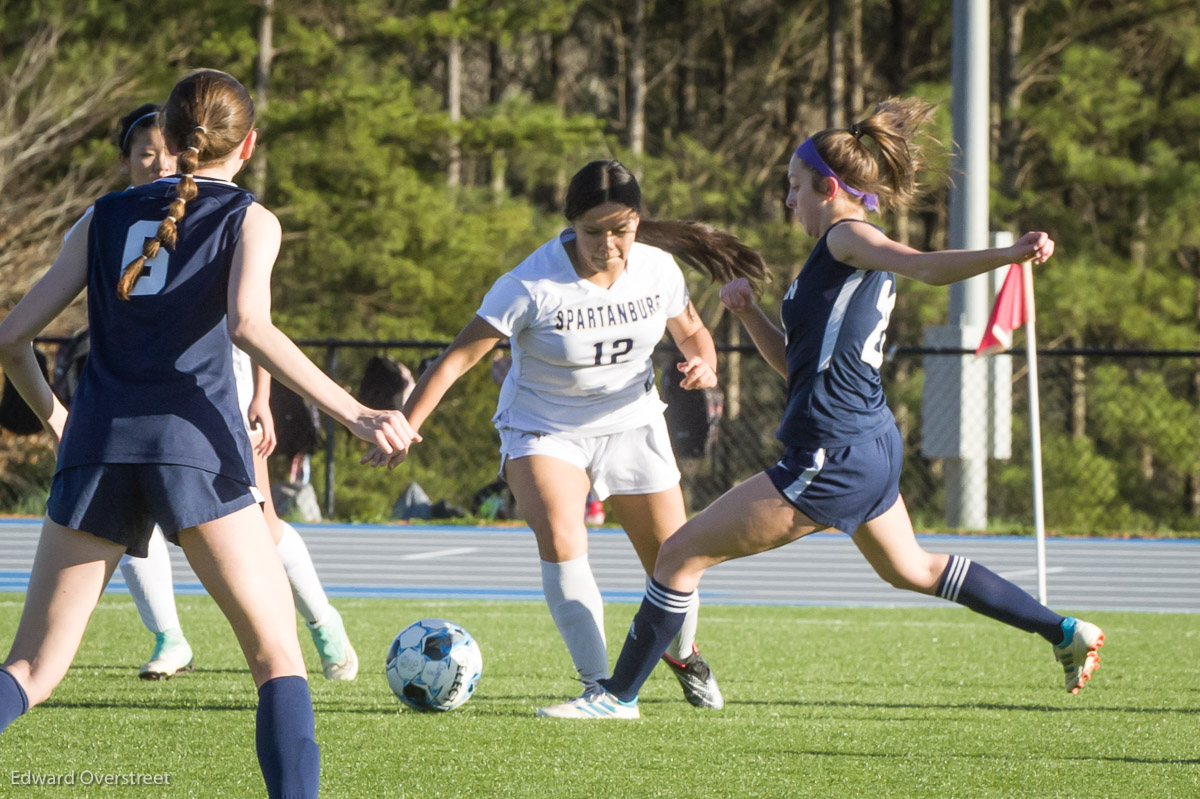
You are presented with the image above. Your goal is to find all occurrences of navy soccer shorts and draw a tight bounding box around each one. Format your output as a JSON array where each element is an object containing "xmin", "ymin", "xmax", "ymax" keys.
[
  {"xmin": 47, "ymin": 463, "xmax": 261, "ymax": 557},
  {"xmin": 765, "ymin": 424, "xmax": 903, "ymax": 534}
]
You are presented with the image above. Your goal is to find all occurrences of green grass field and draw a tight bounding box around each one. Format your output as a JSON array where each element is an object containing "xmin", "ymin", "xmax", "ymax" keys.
[{"xmin": 1, "ymin": 595, "xmax": 1197, "ymax": 798}]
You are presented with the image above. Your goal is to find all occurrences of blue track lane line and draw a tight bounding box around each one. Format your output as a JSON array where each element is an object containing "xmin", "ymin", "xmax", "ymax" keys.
[
  {"xmin": 3, "ymin": 516, "xmax": 1200, "ymax": 544},
  {"xmin": 0, "ymin": 576, "xmax": 694, "ymax": 604}
]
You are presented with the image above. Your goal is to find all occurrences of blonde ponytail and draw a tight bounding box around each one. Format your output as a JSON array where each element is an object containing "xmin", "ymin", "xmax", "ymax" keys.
[{"xmin": 805, "ymin": 97, "xmax": 940, "ymax": 212}]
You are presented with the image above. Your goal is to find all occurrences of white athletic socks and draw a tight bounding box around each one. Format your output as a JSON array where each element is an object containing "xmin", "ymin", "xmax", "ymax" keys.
[
  {"xmin": 120, "ymin": 528, "xmax": 182, "ymax": 635},
  {"xmin": 540, "ymin": 555, "xmax": 610, "ymax": 688},
  {"xmin": 276, "ymin": 522, "xmax": 333, "ymax": 627}
]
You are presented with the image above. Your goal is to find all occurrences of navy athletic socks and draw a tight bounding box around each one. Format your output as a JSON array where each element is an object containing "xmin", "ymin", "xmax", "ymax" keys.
[
  {"xmin": 256, "ymin": 676, "xmax": 320, "ymax": 799},
  {"xmin": 0, "ymin": 667, "xmax": 29, "ymax": 734},
  {"xmin": 604, "ymin": 579, "xmax": 695, "ymax": 703},
  {"xmin": 937, "ymin": 555, "xmax": 1066, "ymax": 644}
]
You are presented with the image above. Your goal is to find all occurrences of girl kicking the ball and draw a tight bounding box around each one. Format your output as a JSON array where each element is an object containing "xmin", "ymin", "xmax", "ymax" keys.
[{"xmin": 539, "ymin": 98, "xmax": 1105, "ymax": 720}]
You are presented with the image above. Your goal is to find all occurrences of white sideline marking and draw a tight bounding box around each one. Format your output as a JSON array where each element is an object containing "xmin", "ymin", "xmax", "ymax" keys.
[
  {"xmin": 400, "ymin": 547, "xmax": 478, "ymax": 561},
  {"xmin": 997, "ymin": 567, "xmax": 1067, "ymax": 579}
]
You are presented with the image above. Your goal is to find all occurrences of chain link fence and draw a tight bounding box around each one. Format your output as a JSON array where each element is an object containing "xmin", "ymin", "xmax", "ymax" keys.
[
  {"xmin": 286, "ymin": 341, "xmax": 1200, "ymax": 534},
  {"xmin": 5, "ymin": 339, "xmax": 1198, "ymax": 535}
]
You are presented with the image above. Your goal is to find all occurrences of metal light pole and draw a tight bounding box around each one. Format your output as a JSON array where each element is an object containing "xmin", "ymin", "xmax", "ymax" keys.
[{"xmin": 921, "ymin": 0, "xmax": 991, "ymax": 529}]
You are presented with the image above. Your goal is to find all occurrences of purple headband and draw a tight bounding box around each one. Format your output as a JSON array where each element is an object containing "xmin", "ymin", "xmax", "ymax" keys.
[{"xmin": 794, "ymin": 138, "xmax": 878, "ymax": 212}]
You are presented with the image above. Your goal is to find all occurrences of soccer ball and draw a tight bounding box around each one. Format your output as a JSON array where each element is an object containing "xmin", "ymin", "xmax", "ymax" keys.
[{"xmin": 385, "ymin": 618, "xmax": 483, "ymax": 712}]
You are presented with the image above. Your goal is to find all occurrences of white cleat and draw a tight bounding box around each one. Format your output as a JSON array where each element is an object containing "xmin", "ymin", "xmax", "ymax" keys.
[
  {"xmin": 139, "ymin": 630, "xmax": 194, "ymax": 680},
  {"xmin": 1054, "ymin": 617, "xmax": 1105, "ymax": 694},
  {"xmin": 322, "ymin": 640, "xmax": 358, "ymax": 681},
  {"xmin": 308, "ymin": 608, "xmax": 359, "ymax": 681},
  {"xmin": 536, "ymin": 688, "xmax": 640, "ymax": 719}
]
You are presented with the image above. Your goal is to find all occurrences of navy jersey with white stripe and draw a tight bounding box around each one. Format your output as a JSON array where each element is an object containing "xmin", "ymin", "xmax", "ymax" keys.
[
  {"xmin": 776, "ymin": 220, "xmax": 897, "ymax": 448},
  {"xmin": 56, "ymin": 177, "xmax": 257, "ymax": 483}
]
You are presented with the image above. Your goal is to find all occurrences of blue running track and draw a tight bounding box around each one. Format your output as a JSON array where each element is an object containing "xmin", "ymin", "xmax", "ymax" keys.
[{"xmin": 1, "ymin": 519, "xmax": 1197, "ymax": 613}]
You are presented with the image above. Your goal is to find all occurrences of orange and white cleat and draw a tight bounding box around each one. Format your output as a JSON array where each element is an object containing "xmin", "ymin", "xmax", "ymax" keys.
[{"xmin": 1053, "ymin": 618, "xmax": 1104, "ymax": 694}]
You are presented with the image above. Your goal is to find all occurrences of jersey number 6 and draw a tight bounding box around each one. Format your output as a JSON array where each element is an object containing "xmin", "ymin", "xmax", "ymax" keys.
[
  {"xmin": 118, "ymin": 220, "xmax": 171, "ymax": 296},
  {"xmin": 860, "ymin": 280, "xmax": 896, "ymax": 369}
]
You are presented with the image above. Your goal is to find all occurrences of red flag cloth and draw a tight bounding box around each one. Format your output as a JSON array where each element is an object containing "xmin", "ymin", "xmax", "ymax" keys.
[{"xmin": 976, "ymin": 263, "xmax": 1026, "ymax": 355}]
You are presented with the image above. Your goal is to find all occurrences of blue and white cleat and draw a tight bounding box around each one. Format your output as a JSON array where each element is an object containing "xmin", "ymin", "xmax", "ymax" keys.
[
  {"xmin": 308, "ymin": 607, "xmax": 359, "ymax": 681},
  {"xmin": 1054, "ymin": 617, "xmax": 1105, "ymax": 694},
  {"xmin": 536, "ymin": 688, "xmax": 640, "ymax": 719},
  {"xmin": 139, "ymin": 629, "xmax": 194, "ymax": 680}
]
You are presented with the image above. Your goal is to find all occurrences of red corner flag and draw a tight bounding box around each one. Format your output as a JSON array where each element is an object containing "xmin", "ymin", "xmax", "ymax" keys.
[{"xmin": 976, "ymin": 263, "xmax": 1026, "ymax": 355}]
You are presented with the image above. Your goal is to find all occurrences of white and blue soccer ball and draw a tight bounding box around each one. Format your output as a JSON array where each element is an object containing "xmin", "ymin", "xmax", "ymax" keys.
[{"xmin": 385, "ymin": 618, "xmax": 483, "ymax": 712}]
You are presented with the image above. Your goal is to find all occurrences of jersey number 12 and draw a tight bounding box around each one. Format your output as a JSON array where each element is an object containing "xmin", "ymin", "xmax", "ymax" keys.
[{"xmin": 593, "ymin": 338, "xmax": 633, "ymax": 365}]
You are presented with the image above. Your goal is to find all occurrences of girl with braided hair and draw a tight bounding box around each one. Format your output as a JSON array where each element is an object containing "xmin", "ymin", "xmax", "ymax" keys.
[
  {"xmin": 0, "ymin": 69, "xmax": 417, "ymax": 797},
  {"xmin": 368, "ymin": 159, "xmax": 768, "ymax": 715},
  {"xmin": 66, "ymin": 103, "xmax": 359, "ymax": 686},
  {"xmin": 540, "ymin": 99, "xmax": 1105, "ymax": 720}
]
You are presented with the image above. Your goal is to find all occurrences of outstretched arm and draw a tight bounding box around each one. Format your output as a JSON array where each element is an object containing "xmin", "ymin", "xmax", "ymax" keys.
[
  {"xmin": 665, "ymin": 301, "xmax": 718, "ymax": 390},
  {"xmin": 0, "ymin": 220, "xmax": 90, "ymax": 445},
  {"xmin": 828, "ymin": 223, "xmax": 1055, "ymax": 286},
  {"xmin": 403, "ymin": 315, "xmax": 505, "ymax": 432},
  {"xmin": 720, "ymin": 277, "xmax": 787, "ymax": 378},
  {"xmin": 228, "ymin": 202, "xmax": 418, "ymax": 459},
  {"xmin": 361, "ymin": 315, "xmax": 503, "ymax": 469}
]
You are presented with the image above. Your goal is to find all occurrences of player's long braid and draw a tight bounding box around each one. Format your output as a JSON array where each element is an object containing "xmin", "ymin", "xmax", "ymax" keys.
[
  {"xmin": 116, "ymin": 127, "xmax": 202, "ymax": 300},
  {"xmin": 809, "ymin": 96, "xmax": 939, "ymax": 210},
  {"xmin": 117, "ymin": 70, "xmax": 255, "ymax": 300},
  {"xmin": 564, "ymin": 160, "xmax": 769, "ymax": 286}
]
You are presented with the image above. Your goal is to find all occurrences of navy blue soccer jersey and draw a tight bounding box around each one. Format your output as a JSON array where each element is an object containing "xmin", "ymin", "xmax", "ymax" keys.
[
  {"xmin": 775, "ymin": 220, "xmax": 897, "ymax": 448},
  {"xmin": 56, "ymin": 176, "xmax": 257, "ymax": 483}
]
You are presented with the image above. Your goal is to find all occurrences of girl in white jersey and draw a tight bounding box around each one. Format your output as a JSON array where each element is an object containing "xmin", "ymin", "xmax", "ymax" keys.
[
  {"xmin": 229, "ymin": 346, "xmax": 361, "ymax": 680},
  {"xmin": 541, "ymin": 99, "xmax": 1104, "ymax": 720},
  {"xmin": 96, "ymin": 104, "xmax": 358, "ymax": 682},
  {"xmin": 374, "ymin": 160, "xmax": 768, "ymax": 713}
]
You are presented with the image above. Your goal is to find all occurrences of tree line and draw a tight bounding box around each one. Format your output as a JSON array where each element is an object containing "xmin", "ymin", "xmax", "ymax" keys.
[{"xmin": 1, "ymin": 0, "xmax": 1198, "ymax": 527}]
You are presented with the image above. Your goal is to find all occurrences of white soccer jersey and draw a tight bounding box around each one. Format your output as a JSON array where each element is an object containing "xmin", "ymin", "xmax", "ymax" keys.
[
  {"xmin": 477, "ymin": 230, "xmax": 690, "ymax": 437},
  {"xmin": 64, "ymin": 206, "xmax": 95, "ymax": 242},
  {"xmin": 231, "ymin": 345, "xmax": 255, "ymax": 430}
]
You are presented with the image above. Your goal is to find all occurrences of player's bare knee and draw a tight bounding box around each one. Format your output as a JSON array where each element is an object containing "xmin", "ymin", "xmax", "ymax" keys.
[
  {"xmin": 872, "ymin": 562, "xmax": 929, "ymax": 592},
  {"xmin": 535, "ymin": 526, "xmax": 587, "ymax": 563},
  {"xmin": 654, "ymin": 534, "xmax": 687, "ymax": 574},
  {"xmin": 18, "ymin": 669, "xmax": 62, "ymax": 708},
  {"xmin": 250, "ymin": 654, "xmax": 306, "ymax": 686},
  {"xmin": 654, "ymin": 536, "xmax": 709, "ymax": 584}
]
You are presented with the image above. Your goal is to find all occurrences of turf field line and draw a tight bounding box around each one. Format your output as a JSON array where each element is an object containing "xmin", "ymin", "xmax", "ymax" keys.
[{"xmin": 399, "ymin": 547, "xmax": 478, "ymax": 560}]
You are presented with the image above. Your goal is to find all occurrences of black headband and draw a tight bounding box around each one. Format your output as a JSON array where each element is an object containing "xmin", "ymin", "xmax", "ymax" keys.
[{"xmin": 121, "ymin": 111, "xmax": 160, "ymax": 151}]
